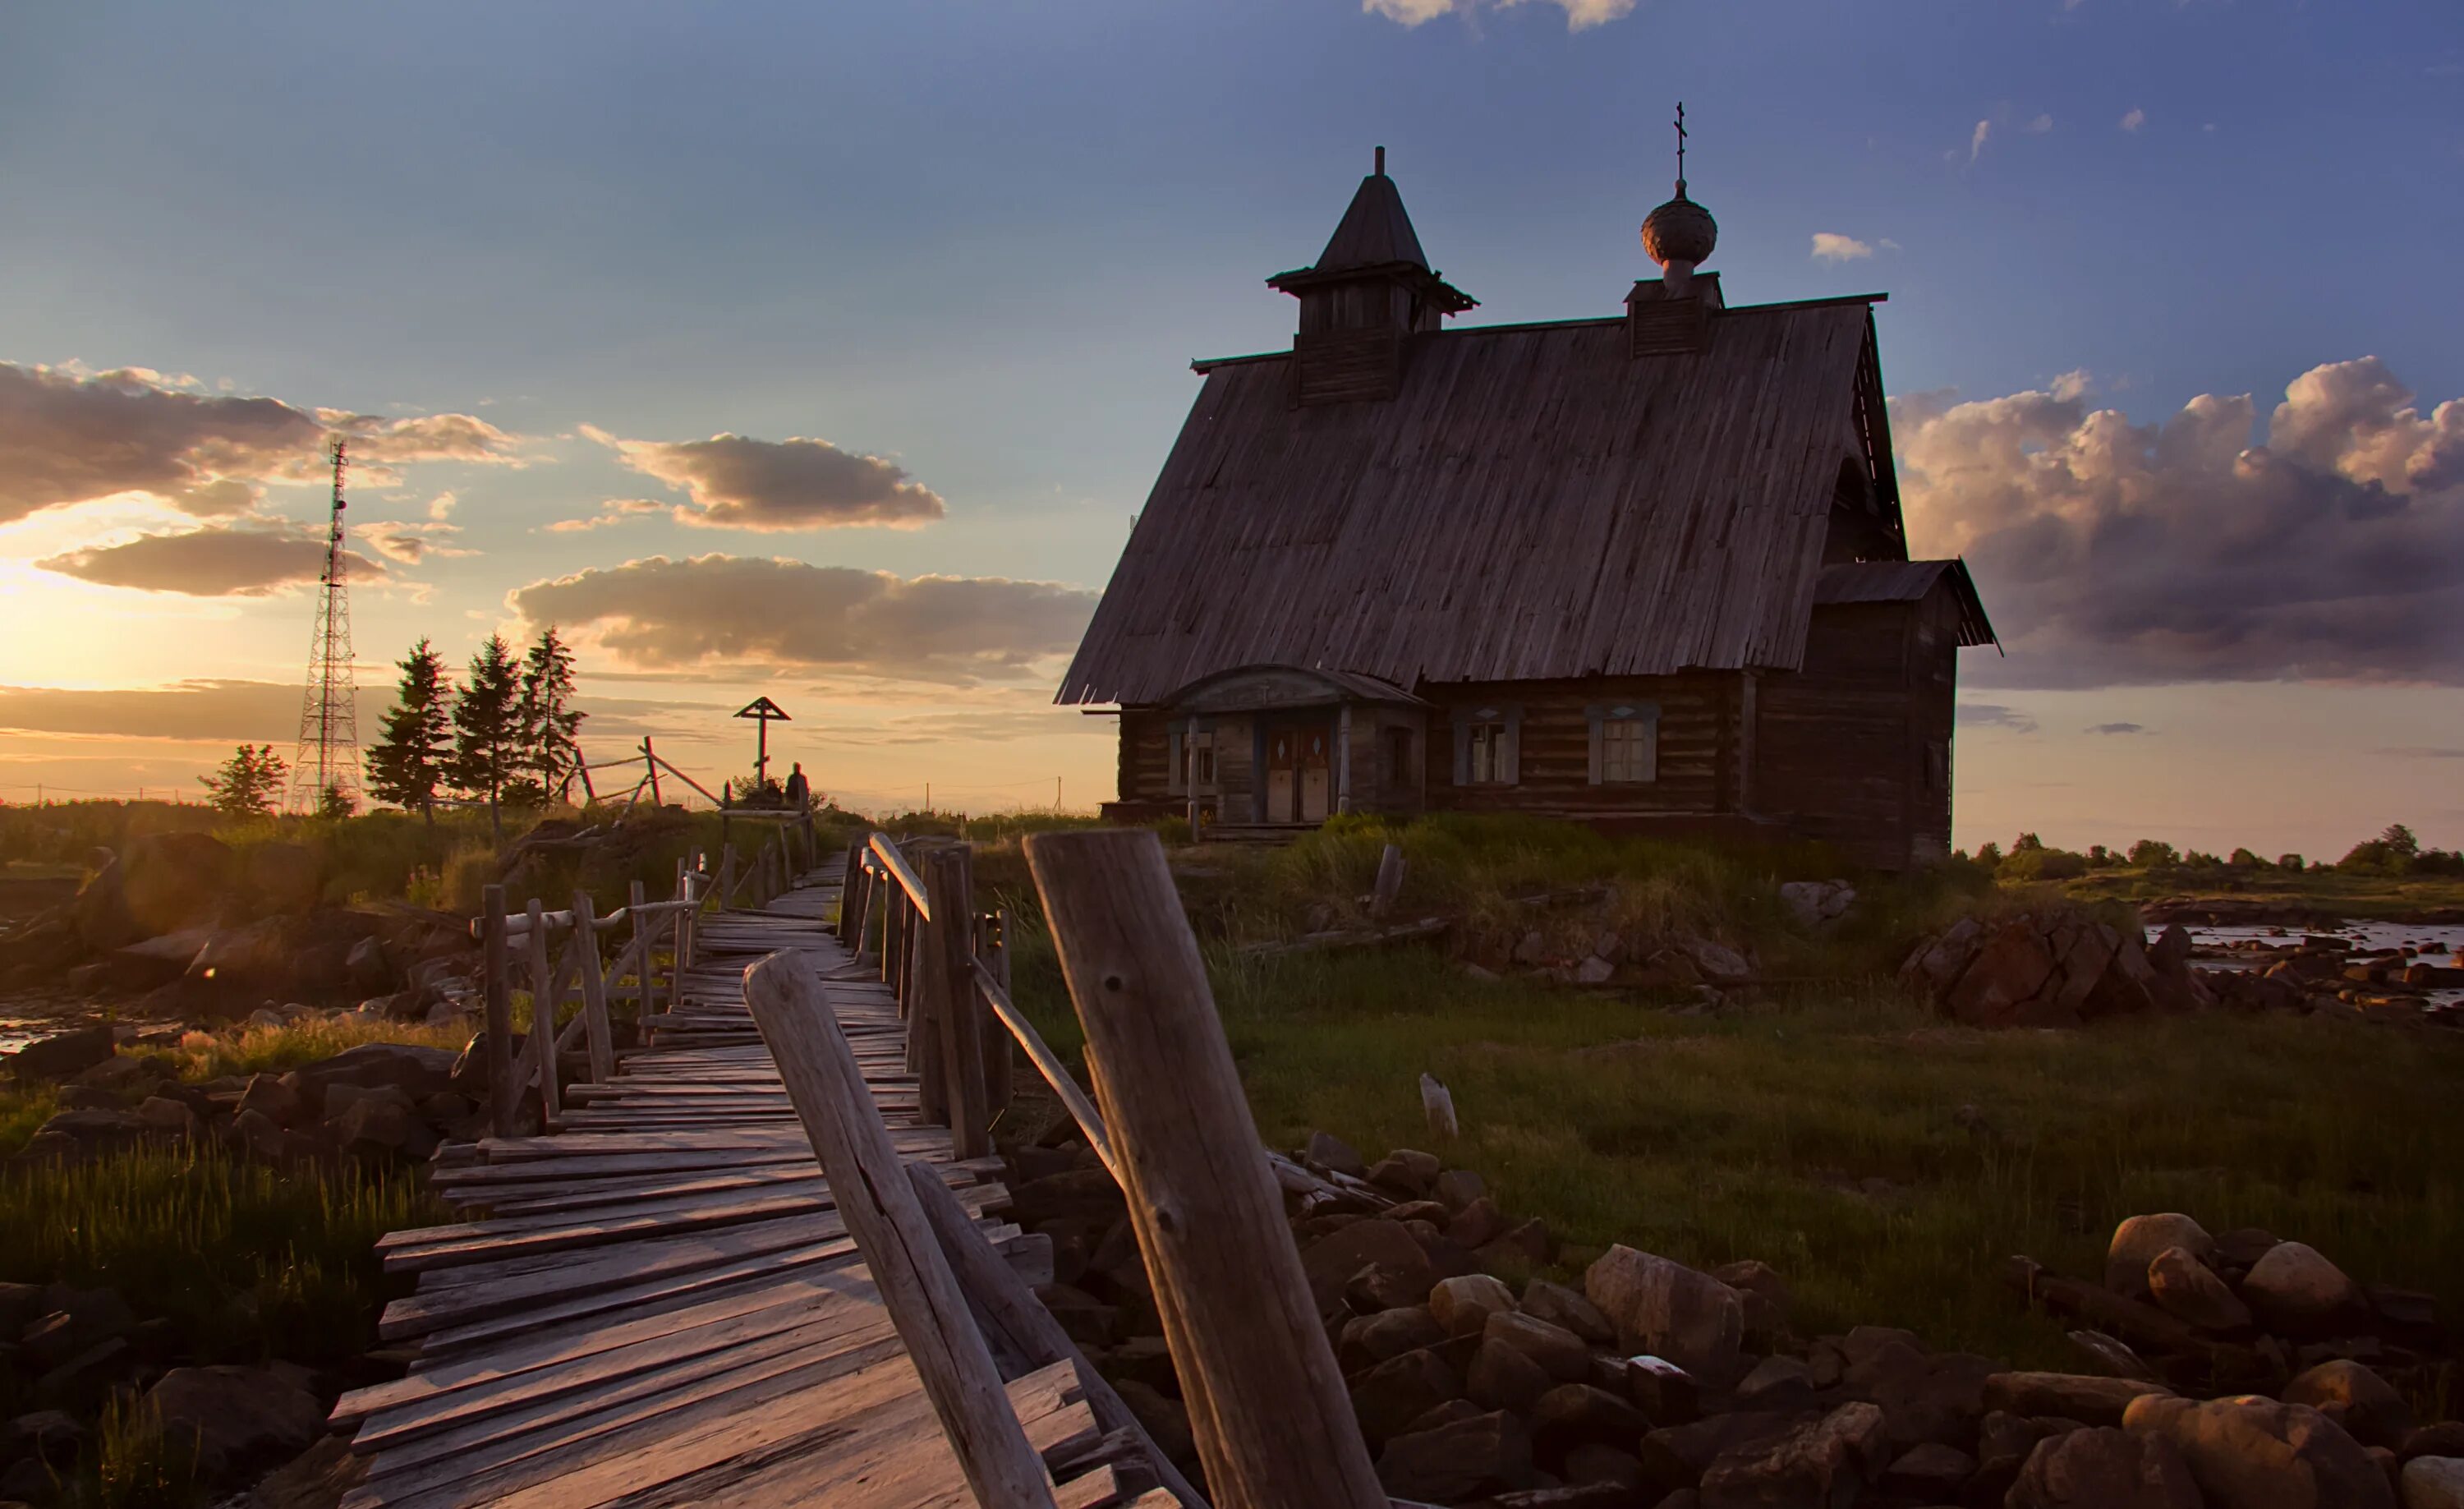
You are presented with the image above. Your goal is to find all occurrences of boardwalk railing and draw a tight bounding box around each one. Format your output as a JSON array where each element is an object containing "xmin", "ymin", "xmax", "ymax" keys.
[{"xmin": 471, "ymin": 853, "xmax": 710, "ymax": 1136}]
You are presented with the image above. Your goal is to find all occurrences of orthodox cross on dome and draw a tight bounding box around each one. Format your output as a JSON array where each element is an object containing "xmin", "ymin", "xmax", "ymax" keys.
[{"xmin": 1674, "ymin": 101, "xmax": 1688, "ymax": 192}]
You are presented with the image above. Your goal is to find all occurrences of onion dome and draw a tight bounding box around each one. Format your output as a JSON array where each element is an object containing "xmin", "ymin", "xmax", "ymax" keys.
[{"xmin": 1641, "ymin": 180, "xmax": 1717, "ymax": 271}]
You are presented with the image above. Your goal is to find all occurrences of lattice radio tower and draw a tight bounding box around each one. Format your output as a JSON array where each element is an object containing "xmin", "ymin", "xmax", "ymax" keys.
[{"xmin": 287, "ymin": 437, "xmax": 363, "ymax": 813}]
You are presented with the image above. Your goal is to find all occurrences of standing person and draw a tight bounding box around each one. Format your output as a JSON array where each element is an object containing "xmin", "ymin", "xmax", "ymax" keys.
[{"xmin": 783, "ymin": 761, "xmax": 810, "ymax": 809}]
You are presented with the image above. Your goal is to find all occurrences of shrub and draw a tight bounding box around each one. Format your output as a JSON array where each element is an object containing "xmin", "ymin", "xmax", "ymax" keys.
[
  {"xmin": 2277, "ymin": 853, "xmax": 2305, "ymax": 872},
  {"xmin": 2127, "ymin": 839, "xmax": 2179, "ymax": 867},
  {"xmin": 2227, "ymin": 848, "xmax": 2267, "ymax": 868},
  {"xmin": 1997, "ymin": 847, "xmax": 2088, "ymax": 881}
]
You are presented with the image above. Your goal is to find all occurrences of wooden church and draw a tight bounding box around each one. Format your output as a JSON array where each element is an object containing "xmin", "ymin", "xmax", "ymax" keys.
[{"xmin": 1055, "ymin": 146, "xmax": 1995, "ymax": 869}]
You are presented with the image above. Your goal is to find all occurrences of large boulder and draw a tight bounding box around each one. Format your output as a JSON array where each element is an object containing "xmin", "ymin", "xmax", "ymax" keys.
[
  {"xmin": 2107, "ymin": 1213, "xmax": 2217, "ymax": 1298},
  {"xmin": 2242, "ymin": 1242, "xmax": 2364, "ymax": 1336},
  {"xmin": 1349, "ymin": 1347, "xmax": 1464, "ymax": 1447},
  {"xmin": 2148, "ymin": 1244, "xmax": 2252, "ymax": 1332},
  {"xmin": 1584, "ymin": 1245, "xmax": 1745, "ymax": 1385},
  {"xmin": 290, "ymin": 1042, "xmax": 459, "ymax": 1102},
  {"xmin": 5, "ymin": 1025, "xmax": 116, "ymax": 1083},
  {"xmin": 1430, "ymin": 1274, "xmax": 1517, "ymax": 1337},
  {"xmin": 2405, "ymin": 1458, "xmax": 2464, "ymax": 1509},
  {"xmin": 1377, "ymin": 1410, "xmax": 1534, "ymax": 1503},
  {"xmin": 1300, "ymin": 1219, "xmax": 1435, "ymax": 1313},
  {"xmin": 141, "ymin": 1365, "xmax": 324, "ymax": 1484},
  {"xmin": 1698, "ymin": 1401, "xmax": 1888, "ymax": 1509},
  {"xmin": 2009, "ymin": 1425, "xmax": 2204, "ymax": 1508},
  {"xmin": 2282, "ymin": 1360, "xmax": 2413, "ymax": 1451},
  {"xmin": 2125, "ymin": 1392, "xmax": 2394, "ymax": 1509},
  {"xmin": 1899, "ymin": 912, "xmax": 2209, "ymax": 1028},
  {"xmin": 1482, "ymin": 1309, "xmax": 1592, "ymax": 1383},
  {"xmin": 1984, "ymin": 1372, "xmax": 2175, "ymax": 1428},
  {"xmin": 122, "ymin": 832, "xmax": 236, "ymax": 937}
]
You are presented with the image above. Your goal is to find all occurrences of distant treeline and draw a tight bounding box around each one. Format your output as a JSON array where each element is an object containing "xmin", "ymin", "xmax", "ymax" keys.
[{"xmin": 1961, "ymin": 824, "xmax": 2464, "ymax": 881}]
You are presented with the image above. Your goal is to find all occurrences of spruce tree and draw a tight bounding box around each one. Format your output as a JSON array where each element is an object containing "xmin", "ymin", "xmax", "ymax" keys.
[
  {"xmin": 366, "ymin": 637, "xmax": 454, "ymax": 827},
  {"xmin": 200, "ymin": 744, "xmax": 287, "ymax": 817},
  {"xmin": 453, "ymin": 634, "xmax": 522, "ymax": 843},
  {"xmin": 517, "ymin": 625, "xmax": 587, "ymax": 802}
]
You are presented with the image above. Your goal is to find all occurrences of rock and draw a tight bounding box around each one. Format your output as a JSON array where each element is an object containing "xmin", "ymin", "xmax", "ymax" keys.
[
  {"xmin": 333, "ymin": 1093, "xmax": 422, "ymax": 1152},
  {"xmin": 1697, "ymin": 1401, "xmax": 1887, "ymax": 1509},
  {"xmin": 2243, "ymin": 1241, "xmax": 2365, "ymax": 1335},
  {"xmin": 1305, "ymin": 1130, "xmax": 1367, "ymax": 1177},
  {"xmin": 1733, "ymin": 1355, "xmax": 1816, "ymax": 1409},
  {"xmin": 4, "ymin": 1026, "xmax": 115, "ymax": 1083},
  {"xmin": 122, "ymin": 831, "xmax": 236, "ymax": 936},
  {"xmin": 134, "ymin": 1096, "xmax": 200, "ymax": 1136},
  {"xmin": 1432, "ymin": 1168, "xmax": 1487, "ymax": 1211},
  {"xmin": 2148, "ymin": 1243, "xmax": 2252, "ymax": 1331},
  {"xmin": 29, "ymin": 1107, "xmax": 148, "ymax": 1149},
  {"xmin": 1109, "ymin": 1377, "xmax": 1194, "ymax": 1467},
  {"xmin": 1404, "ymin": 1398, "xmax": 1487, "ymax": 1437},
  {"xmin": 2009, "ymin": 1424, "xmax": 2204, "ymax": 1508},
  {"xmin": 240, "ymin": 843, "xmax": 321, "ymax": 916},
  {"xmin": 1447, "ymin": 1196, "xmax": 1508, "ymax": 1250},
  {"xmin": 1638, "ymin": 1411, "xmax": 1810, "ymax": 1496},
  {"xmin": 1708, "ymin": 1260, "xmax": 1791, "ymax": 1346},
  {"xmin": 2212, "ymin": 1226, "xmax": 2281, "ymax": 1268},
  {"xmin": 244, "ymin": 1434, "xmax": 369, "ymax": 1509},
  {"xmin": 1431, "ymin": 1274, "xmax": 1518, "ymax": 1337},
  {"xmin": 1376, "ymin": 1410, "xmax": 1534, "ymax": 1503},
  {"xmin": 291, "ymin": 1042, "xmax": 457, "ymax": 1101},
  {"xmin": 1574, "ymin": 955, "xmax": 1615, "ymax": 985},
  {"xmin": 142, "ymin": 1365, "xmax": 325, "ymax": 1484},
  {"xmin": 2149, "ymin": 922, "xmax": 2195, "ymax": 976},
  {"xmin": 2403, "ymin": 1458, "xmax": 2464, "ymax": 1509},
  {"xmin": 1561, "ymin": 1442, "xmax": 1648, "ymax": 1491},
  {"xmin": 1484, "ymin": 1309, "xmax": 1593, "ymax": 1382},
  {"xmin": 2069, "ymin": 1328, "xmax": 2161, "ymax": 1382},
  {"xmin": 228, "ymin": 1106, "xmax": 299, "ymax": 1162},
  {"xmin": 2126, "ymin": 1392, "xmax": 2395, "ymax": 1509},
  {"xmin": 1676, "ymin": 936, "xmax": 1754, "ymax": 986},
  {"xmin": 1986, "ymin": 1373, "xmax": 2176, "ymax": 1428},
  {"xmin": 1879, "ymin": 1441, "xmax": 1975, "ymax": 1499},
  {"xmin": 1522, "ymin": 1279, "xmax": 1615, "ymax": 1347},
  {"xmin": 2105, "ymin": 1212, "xmax": 2217, "ymax": 1298},
  {"xmin": 2284, "ymin": 1360, "xmax": 2414, "ymax": 1451},
  {"xmin": 1300, "ymin": 1220, "xmax": 1437, "ymax": 1313},
  {"xmin": 1345, "ymin": 1263, "xmax": 1433, "ymax": 1314},
  {"xmin": 2405, "ymin": 1427, "xmax": 2464, "ymax": 1464},
  {"xmin": 1469, "ymin": 1335, "xmax": 1557, "ymax": 1415},
  {"xmin": 36, "ymin": 1337, "xmax": 135, "ymax": 1408},
  {"xmin": 1340, "ymin": 1306, "xmax": 1447, "ymax": 1371},
  {"xmin": 1529, "ymin": 1384, "xmax": 1648, "ymax": 1471},
  {"xmin": 237, "ymin": 1072, "xmax": 301, "ymax": 1126},
  {"xmin": 1034, "ymin": 1284, "xmax": 1117, "ymax": 1348},
  {"xmin": 1350, "ymin": 1347, "xmax": 1464, "ymax": 1447},
  {"xmin": 1584, "ymin": 1245, "xmax": 1745, "ymax": 1386},
  {"xmin": 0, "ymin": 1283, "xmax": 41, "ymax": 1334},
  {"xmin": 1368, "ymin": 1148, "xmax": 1441, "ymax": 1198},
  {"xmin": 1483, "ymin": 1217, "xmax": 1556, "ymax": 1269},
  {"xmin": 1623, "ymin": 1355, "xmax": 1700, "ymax": 1426},
  {"xmin": 3, "ymin": 1409, "xmax": 85, "ymax": 1467}
]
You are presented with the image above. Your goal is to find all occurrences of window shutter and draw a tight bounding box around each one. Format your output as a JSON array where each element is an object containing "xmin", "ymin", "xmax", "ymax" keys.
[
  {"xmin": 1451, "ymin": 715, "xmax": 1470, "ymax": 785},
  {"xmin": 1502, "ymin": 706, "xmax": 1523, "ymax": 785},
  {"xmin": 1584, "ymin": 706, "xmax": 1606, "ymax": 785},
  {"xmin": 1166, "ymin": 721, "xmax": 1186, "ymax": 795}
]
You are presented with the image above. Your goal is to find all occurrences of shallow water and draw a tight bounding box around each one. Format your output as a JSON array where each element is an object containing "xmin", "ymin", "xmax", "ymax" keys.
[{"xmin": 2177, "ymin": 920, "xmax": 2464, "ymax": 1010}]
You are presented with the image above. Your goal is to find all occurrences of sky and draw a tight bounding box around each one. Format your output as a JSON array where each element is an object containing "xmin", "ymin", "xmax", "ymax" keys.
[{"xmin": 2, "ymin": 0, "xmax": 2460, "ymax": 855}]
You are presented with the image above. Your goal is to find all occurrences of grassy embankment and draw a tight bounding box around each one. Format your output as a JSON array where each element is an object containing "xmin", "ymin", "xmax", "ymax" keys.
[
  {"xmin": 973, "ymin": 815, "xmax": 2464, "ymax": 1374},
  {"xmin": 2058, "ymin": 862, "xmax": 2464, "ymax": 920}
]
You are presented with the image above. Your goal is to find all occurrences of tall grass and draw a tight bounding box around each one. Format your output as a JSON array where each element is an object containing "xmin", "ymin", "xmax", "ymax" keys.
[{"xmin": 0, "ymin": 1143, "xmax": 440, "ymax": 1364}]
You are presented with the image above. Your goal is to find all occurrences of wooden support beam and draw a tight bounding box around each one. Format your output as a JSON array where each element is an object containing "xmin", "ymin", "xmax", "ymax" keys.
[
  {"xmin": 975, "ymin": 961, "xmax": 1111, "ymax": 1180},
  {"xmin": 926, "ymin": 844, "xmax": 991, "ymax": 1161},
  {"xmin": 629, "ymin": 880, "xmax": 659, "ymax": 1024},
  {"xmin": 907, "ymin": 1162, "xmax": 1209, "ymax": 1509},
  {"xmin": 571, "ymin": 890, "xmax": 617, "ymax": 1085},
  {"xmin": 985, "ymin": 909, "xmax": 1015, "ymax": 1117},
  {"xmin": 480, "ymin": 884, "xmax": 515, "ymax": 1138},
  {"xmin": 1023, "ymin": 829, "xmax": 1387, "ymax": 1509},
  {"xmin": 523, "ymin": 899, "xmax": 563, "ymax": 1127},
  {"xmin": 741, "ymin": 952, "xmax": 1059, "ymax": 1509}
]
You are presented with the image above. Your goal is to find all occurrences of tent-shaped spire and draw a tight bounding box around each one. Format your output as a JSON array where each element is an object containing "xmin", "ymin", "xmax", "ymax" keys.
[{"xmin": 1268, "ymin": 147, "xmax": 1476, "ymax": 315}]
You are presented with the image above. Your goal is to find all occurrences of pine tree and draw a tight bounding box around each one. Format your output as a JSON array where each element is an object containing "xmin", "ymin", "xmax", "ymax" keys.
[
  {"xmin": 453, "ymin": 634, "xmax": 522, "ymax": 843},
  {"xmin": 200, "ymin": 744, "xmax": 287, "ymax": 817},
  {"xmin": 517, "ymin": 626, "xmax": 587, "ymax": 802},
  {"xmin": 366, "ymin": 638, "xmax": 454, "ymax": 827}
]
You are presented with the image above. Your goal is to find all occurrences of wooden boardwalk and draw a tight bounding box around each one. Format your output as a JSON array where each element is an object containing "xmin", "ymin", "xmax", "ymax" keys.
[{"xmin": 333, "ymin": 858, "xmax": 1135, "ymax": 1508}]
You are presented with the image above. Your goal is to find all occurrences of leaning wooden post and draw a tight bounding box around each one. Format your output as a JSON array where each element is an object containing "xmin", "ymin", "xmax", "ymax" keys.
[
  {"xmin": 923, "ymin": 845, "xmax": 991, "ymax": 1160},
  {"xmin": 1023, "ymin": 829, "xmax": 1387, "ymax": 1509},
  {"xmin": 480, "ymin": 884, "xmax": 515, "ymax": 1138},
  {"xmin": 570, "ymin": 891, "xmax": 617, "ymax": 1083},
  {"xmin": 523, "ymin": 899, "xmax": 563, "ymax": 1127},
  {"xmin": 741, "ymin": 954, "xmax": 1059, "ymax": 1509},
  {"xmin": 629, "ymin": 879, "xmax": 657, "ymax": 1021}
]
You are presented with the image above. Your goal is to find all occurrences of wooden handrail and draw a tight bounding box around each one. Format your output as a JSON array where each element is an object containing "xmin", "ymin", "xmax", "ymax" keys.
[
  {"xmin": 973, "ymin": 961, "xmax": 1115, "ymax": 1181},
  {"xmin": 869, "ymin": 830, "xmax": 932, "ymax": 922},
  {"xmin": 742, "ymin": 952, "xmax": 1057, "ymax": 1509}
]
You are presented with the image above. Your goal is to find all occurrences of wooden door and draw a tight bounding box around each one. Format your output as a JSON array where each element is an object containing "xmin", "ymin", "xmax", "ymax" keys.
[
  {"xmin": 1266, "ymin": 729, "xmax": 1298, "ymax": 823},
  {"xmin": 1299, "ymin": 727, "xmax": 1331, "ymax": 823}
]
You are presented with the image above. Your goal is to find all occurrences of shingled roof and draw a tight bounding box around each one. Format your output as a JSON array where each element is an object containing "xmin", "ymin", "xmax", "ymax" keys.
[{"xmin": 1057, "ymin": 296, "xmax": 1908, "ymax": 706}]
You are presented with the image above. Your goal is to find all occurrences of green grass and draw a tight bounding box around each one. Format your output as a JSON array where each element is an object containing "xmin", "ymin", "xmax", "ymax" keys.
[
  {"xmin": 2061, "ymin": 863, "xmax": 2464, "ymax": 919},
  {"xmin": 977, "ymin": 817, "xmax": 2464, "ymax": 1369},
  {"xmin": 0, "ymin": 1142, "xmax": 441, "ymax": 1365}
]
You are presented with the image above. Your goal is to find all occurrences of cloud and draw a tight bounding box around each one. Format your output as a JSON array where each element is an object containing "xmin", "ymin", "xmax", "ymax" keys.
[
  {"xmin": 425, "ymin": 491, "xmax": 459, "ymax": 520},
  {"xmin": 0, "ymin": 361, "xmax": 525, "ymax": 525},
  {"xmin": 508, "ymin": 554, "xmax": 1097, "ymax": 682},
  {"xmin": 2049, "ymin": 369, "xmax": 2092, "ymax": 403},
  {"xmin": 2121, "ymin": 108, "xmax": 2146, "ymax": 132},
  {"xmin": 1894, "ymin": 356, "xmax": 2464, "ymax": 688},
  {"xmin": 1969, "ymin": 120, "xmax": 1992, "ymax": 163},
  {"xmin": 584, "ymin": 425, "xmax": 945, "ymax": 531},
  {"xmin": 2084, "ymin": 722, "xmax": 2148, "ymax": 734},
  {"xmin": 2374, "ymin": 746, "xmax": 2464, "ymax": 759},
  {"xmin": 0, "ymin": 679, "xmax": 313, "ymax": 743},
  {"xmin": 542, "ymin": 498, "xmax": 664, "ymax": 534},
  {"xmin": 1810, "ymin": 233, "xmax": 1874, "ymax": 262},
  {"xmin": 357, "ymin": 520, "xmax": 474, "ymax": 565},
  {"xmin": 1363, "ymin": 0, "xmax": 1636, "ymax": 29},
  {"xmin": 35, "ymin": 523, "xmax": 383, "ymax": 596},
  {"xmin": 2023, "ymin": 113, "xmax": 2053, "ymax": 134},
  {"xmin": 1957, "ymin": 702, "xmax": 2038, "ymax": 733}
]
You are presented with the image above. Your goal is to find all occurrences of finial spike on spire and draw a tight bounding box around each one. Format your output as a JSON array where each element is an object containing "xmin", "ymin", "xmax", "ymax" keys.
[{"xmin": 1375, "ymin": 145, "xmax": 1386, "ymax": 177}]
